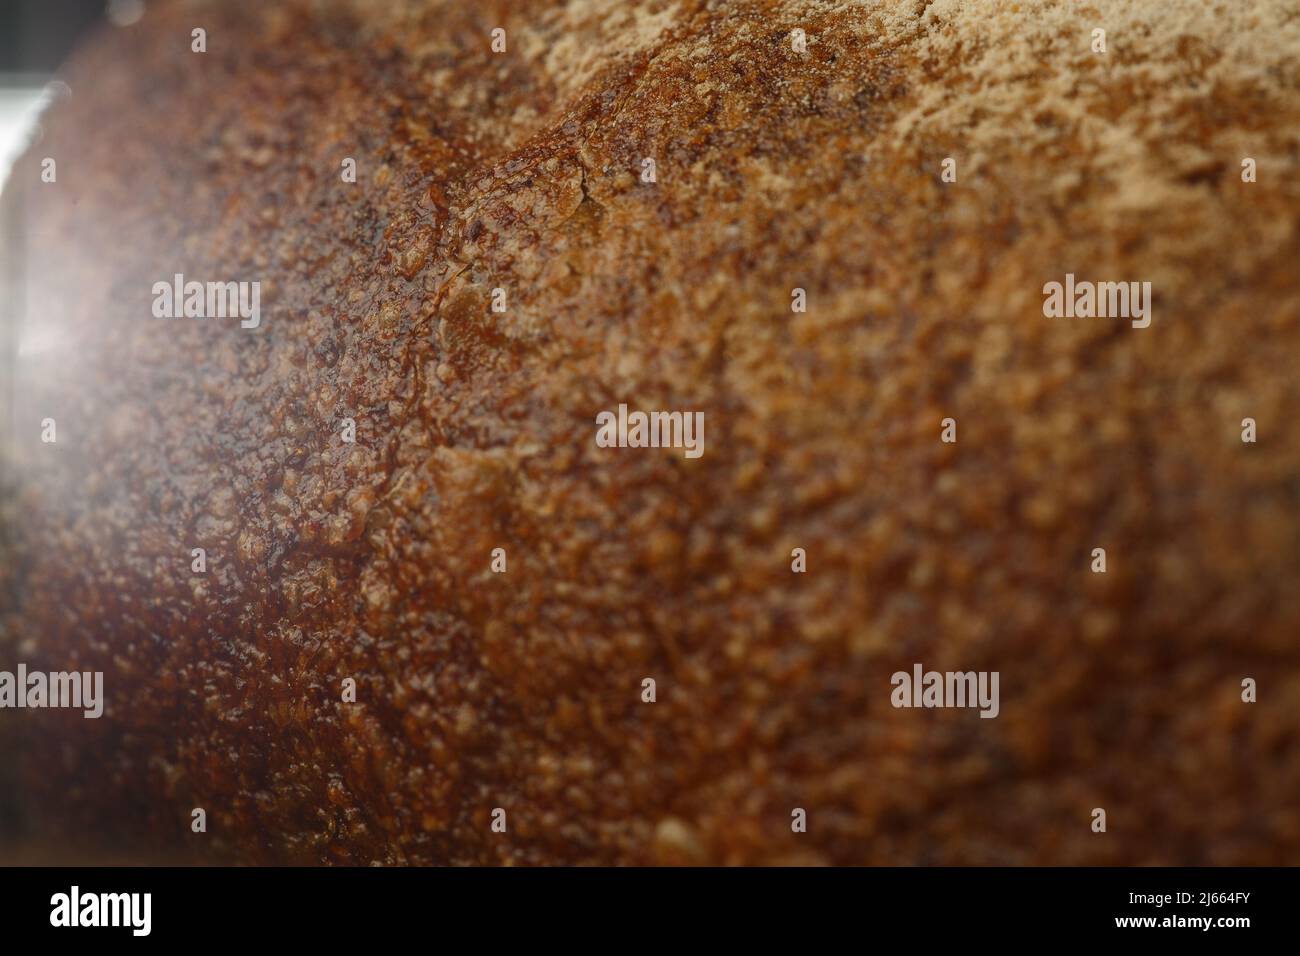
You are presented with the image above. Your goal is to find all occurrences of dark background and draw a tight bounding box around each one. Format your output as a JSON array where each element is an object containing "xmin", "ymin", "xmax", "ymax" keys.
[{"xmin": 0, "ymin": 0, "xmax": 104, "ymax": 73}]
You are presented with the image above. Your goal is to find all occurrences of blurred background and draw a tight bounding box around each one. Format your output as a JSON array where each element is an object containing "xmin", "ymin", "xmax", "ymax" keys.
[{"xmin": 0, "ymin": 0, "xmax": 116, "ymax": 192}]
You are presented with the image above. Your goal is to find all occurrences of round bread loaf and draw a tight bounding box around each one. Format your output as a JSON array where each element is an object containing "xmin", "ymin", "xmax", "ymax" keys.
[{"xmin": 1, "ymin": 0, "xmax": 1299, "ymax": 864}]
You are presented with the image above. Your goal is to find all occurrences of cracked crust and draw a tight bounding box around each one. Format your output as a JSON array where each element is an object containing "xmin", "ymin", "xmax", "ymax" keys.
[{"xmin": 2, "ymin": 0, "xmax": 1300, "ymax": 864}]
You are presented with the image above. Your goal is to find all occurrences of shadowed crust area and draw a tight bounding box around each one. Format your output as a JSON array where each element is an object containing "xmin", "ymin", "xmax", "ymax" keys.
[{"xmin": 1, "ymin": 0, "xmax": 1299, "ymax": 864}]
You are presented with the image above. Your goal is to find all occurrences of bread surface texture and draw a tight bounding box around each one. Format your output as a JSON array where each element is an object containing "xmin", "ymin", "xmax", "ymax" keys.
[{"xmin": 2, "ymin": 0, "xmax": 1299, "ymax": 864}]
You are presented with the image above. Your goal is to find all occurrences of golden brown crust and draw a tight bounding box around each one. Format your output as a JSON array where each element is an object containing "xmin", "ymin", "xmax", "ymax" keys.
[{"xmin": 2, "ymin": 0, "xmax": 1300, "ymax": 864}]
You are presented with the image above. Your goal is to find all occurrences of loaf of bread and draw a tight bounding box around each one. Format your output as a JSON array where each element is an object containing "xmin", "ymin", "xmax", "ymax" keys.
[{"xmin": 2, "ymin": 0, "xmax": 1298, "ymax": 864}]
